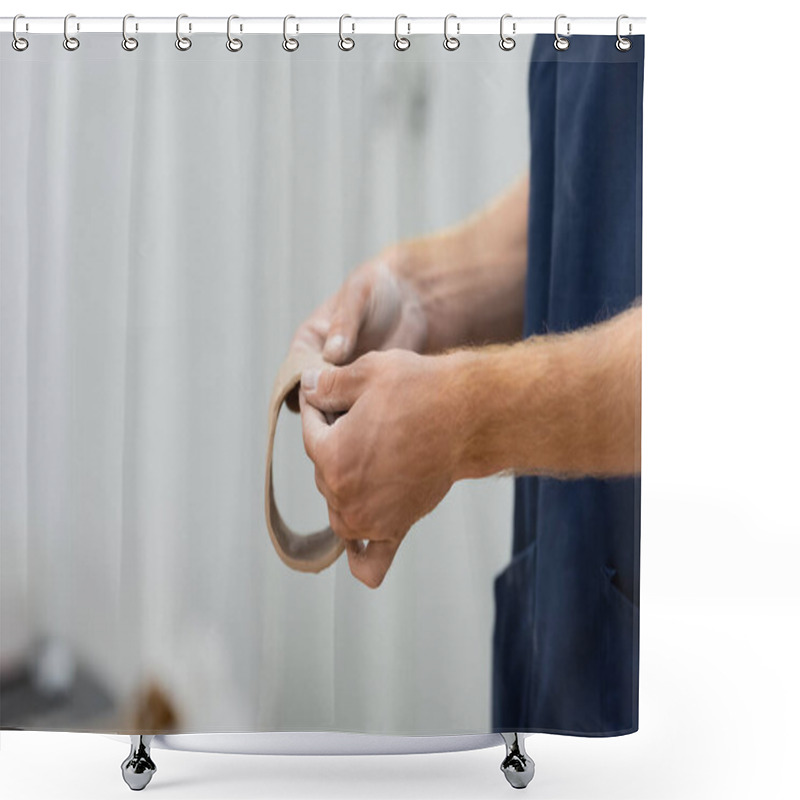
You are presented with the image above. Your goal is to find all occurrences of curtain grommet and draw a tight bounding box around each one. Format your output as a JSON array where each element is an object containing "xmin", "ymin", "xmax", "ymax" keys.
[
  {"xmin": 12, "ymin": 14, "xmax": 29, "ymax": 51},
  {"xmin": 121, "ymin": 14, "xmax": 138, "ymax": 51},
  {"xmin": 282, "ymin": 15, "xmax": 299, "ymax": 52},
  {"xmin": 615, "ymin": 15, "xmax": 632, "ymax": 51},
  {"xmin": 63, "ymin": 13, "xmax": 80, "ymax": 51},
  {"xmin": 175, "ymin": 14, "xmax": 192, "ymax": 51},
  {"xmin": 443, "ymin": 14, "xmax": 460, "ymax": 51},
  {"xmin": 338, "ymin": 14, "xmax": 355, "ymax": 51},
  {"xmin": 226, "ymin": 15, "xmax": 243, "ymax": 52},
  {"xmin": 499, "ymin": 14, "xmax": 516, "ymax": 51},
  {"xmin": 554, "ymin": 14, "xmax": 570, "ymax": 51},
  {"xmin": 394, "ymin": 14, "xmax": 410, "ymax": 51}
]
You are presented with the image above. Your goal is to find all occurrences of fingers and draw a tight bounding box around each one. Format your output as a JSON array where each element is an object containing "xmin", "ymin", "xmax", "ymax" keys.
[
  {"xmin": 326, "ymin": 496, "xmax": 404, "ymax": 589},
  {"xmin": 301, "ymin": 360, "xmax": 367, "ymax": 415},
  {"xmin": 345, "ymin": 538, "xmax": 402, "ymax": 589},
  {"xmin": 328, "ymin": 507, "xmax": 361, "ymax": 541},
  {"xmin": 298, "ymin": 391, "xmax": 330, "ymax": 462},
  {"xmin": 285, "ymin": 301, "xmax": 334, "ymax": 413},
  {"xmin": 331, "ymin": 507, "xmax": 401, "ymax": 590},
  {"xmin": 291, "ymin": 314, "xmax": 330, "ymax": 355},
  {"xmin": 323, "ymin": 275, "xmax": 370, "ymax": 364},
  {"xmin": 298, "ymin": 349, "xmax": 403, "ymax": 589}
]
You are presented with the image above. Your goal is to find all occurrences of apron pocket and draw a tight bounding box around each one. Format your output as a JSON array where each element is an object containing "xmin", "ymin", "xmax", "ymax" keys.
[{"xmin": 600, "ymin": 565, "xmax": 639, "ymax": 733}]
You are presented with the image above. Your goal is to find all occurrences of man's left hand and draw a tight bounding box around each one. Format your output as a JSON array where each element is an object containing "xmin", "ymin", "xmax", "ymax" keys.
[{"xmin": 298, "ymin": 349, "xmax": 465, "ymax": 589}]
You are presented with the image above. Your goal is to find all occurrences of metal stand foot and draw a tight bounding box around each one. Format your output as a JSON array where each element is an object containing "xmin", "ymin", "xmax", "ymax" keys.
[
  {"xmin": 121, "ymin": 735, "xmax": 156, "ymax": 791},
  {"xmin": 500, "ymin": 732, "xmax": 535, "ymax": 789}
]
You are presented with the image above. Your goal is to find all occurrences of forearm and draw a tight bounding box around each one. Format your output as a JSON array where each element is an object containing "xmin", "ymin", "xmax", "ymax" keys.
[
  {"xmin": 446, "ymin": 302, "xmax": 642, "ymax": 479},
  {"xmin": 394, "ymin": 171, "xmax": 530, "ymax": 353}
]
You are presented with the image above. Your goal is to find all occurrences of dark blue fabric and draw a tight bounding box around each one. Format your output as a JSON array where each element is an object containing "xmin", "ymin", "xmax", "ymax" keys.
[{"xmin": 492, "ymin": 34, "xmax": 644, "ymax": 736}]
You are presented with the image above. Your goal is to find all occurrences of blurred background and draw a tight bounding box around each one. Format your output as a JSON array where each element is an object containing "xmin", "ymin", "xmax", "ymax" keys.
[{"xmin": 1, "ymin": 31, "xmax": 531, "ymax": 734}]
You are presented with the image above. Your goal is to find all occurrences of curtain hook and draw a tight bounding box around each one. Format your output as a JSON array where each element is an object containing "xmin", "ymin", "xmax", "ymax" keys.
[
  {"xmin": 122, "ymin": 14, "xmax": 138, "ymax": 51},
  {"xmin": 175, "ymin": 14, "xmax": 192, "ymax": 50},
  {"xmin": 554, "ymin": 14, "xmax": 570, "ymax": 51},
  {"xmin": 226, "ymin": 15, "xmax": 243, "ymax": 51},
  {"xmin": 499, "ymin": 13, "xmax": 516, "ymax": 51},
  {"xmin": 283, "ymin": 15, "xmax": 299, "ymax": 51},
  {"xmin": 616, "ymin": 14, "xmax": 632, "ymax": 51},
  {"xmin": 63, "ymin": 13, "xmax": 80, "ymax": 51},
  {"xmin": 338, "ymin": 14, "xmax": 355, "ymax": 51},
  {"xmin": 394, "ymin": 14, "xmax": 410, "ymax": 51},
  {"xmin": 443, "ymin": 13, "xmax": 460, "ymax": 51},
  {"xmin": 12, "ymin": 14, "xmax": 29, "ymax": 51}
]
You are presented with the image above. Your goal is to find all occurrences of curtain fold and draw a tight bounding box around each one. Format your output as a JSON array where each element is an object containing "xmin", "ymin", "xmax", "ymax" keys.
[{"xmin": 2, "ymin": 32, "xmax": 529, "ymax": 734}]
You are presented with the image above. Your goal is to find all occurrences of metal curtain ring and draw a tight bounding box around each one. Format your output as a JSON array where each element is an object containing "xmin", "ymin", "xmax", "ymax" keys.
[
  {"xmin": 443, "ymin": 13, "xmax": 460, "ymax": 51},
  {"xmin": 122, "ymin": 14, "xmax": 138, "ymax": 51},
  {"xmin": 338, "ymin": 14, "xmax": 355, "ymax": 51},
  {"xmin": 499, "ymin": 13, "xmax": 516, "ymax": 51},
  {"xmin": 616, "ymin": 14, "xmax": 632, "ymax": 51},
  {"xmin": 227, "ymin": 15, "xmax": 243, "ymax": 51},
  {"xmin": 175, "ymin": 14, "xmax": 192, "ymax": 50},
  {"xmin": 12, "ymin": 14, "xmax": 29, "ymax": 51},
  {"xmin": 553, "ymin": 14, "xmax": 570, "ymax": 51},
  {"xmin": 63, "ymin": 13, "xmax": 80, "ymax": 51},
  {"xmin": 283, "ymin": 15, "xmax": 299, "ymax": 51},
  {"xmin": 394, "ymin": 14, "xmax": 410, "ymax": 51}
]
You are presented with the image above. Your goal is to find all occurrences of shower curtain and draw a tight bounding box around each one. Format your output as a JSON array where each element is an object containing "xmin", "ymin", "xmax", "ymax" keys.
[{"xmin": 1, "ymin": 23, "xmax": 644, "ymax": 738}]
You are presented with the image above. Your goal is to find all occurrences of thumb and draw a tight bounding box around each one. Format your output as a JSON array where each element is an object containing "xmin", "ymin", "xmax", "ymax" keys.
[
  {"xmin": 323, "ymin": 276, "xmax": 370, "ymax": 364},
  {"xmin": 346, "ymin": 538, "xmax": 401, "ymax": 589},
  {"xmin": 301, "ymin": 362, "xmax": 365, "ymax": 415}
]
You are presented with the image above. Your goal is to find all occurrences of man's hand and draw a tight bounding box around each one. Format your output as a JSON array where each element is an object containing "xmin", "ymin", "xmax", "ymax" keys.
[
  {"xmin": 284, "ymin": 245, "xmax": 429, "ymax": 413},
  {"xmin": 318, "ymin": 249, "xmax": 429, "ymax": 365},
  {"xmin": 298, "ymin": 349, "xmax": 463, "ymax": 589},
  {"xmin": 285, "ymin": 173, "xmax": 532, "ymax": 411},
  {"xmin": 297, "ymin": 304, "xmax": 641, "ymax": 588}
]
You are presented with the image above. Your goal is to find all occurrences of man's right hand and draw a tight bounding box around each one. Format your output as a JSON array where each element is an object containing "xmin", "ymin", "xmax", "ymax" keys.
[
  {"xmin": 285, "ymin": 242, "xmax": 429, "ymax": 411},
  {"xmin": 285, "ymin": 172, "xmax": 533, "ymax": 413}
]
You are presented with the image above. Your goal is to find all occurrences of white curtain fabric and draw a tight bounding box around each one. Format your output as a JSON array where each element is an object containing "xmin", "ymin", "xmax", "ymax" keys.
[{"xmin": 1, "ymin": 33, "xmax": 531, "ymax": 733}]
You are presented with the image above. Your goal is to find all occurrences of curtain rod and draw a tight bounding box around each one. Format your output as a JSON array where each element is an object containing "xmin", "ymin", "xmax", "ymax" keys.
[{"xmin": 1, "ymin": 16, "xmax": 646, "ymax": 36}]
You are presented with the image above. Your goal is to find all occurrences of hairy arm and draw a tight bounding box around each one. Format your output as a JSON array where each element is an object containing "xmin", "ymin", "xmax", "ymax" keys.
[
  {"xmin": 402, "ymin": 170, "xmax": 530, "ymax": 353},
  {"xmin": 450, "ymin": 301, "xmax": 642, "ymax": 479},
  {"xmin": 300, "ymin": 302, "xmax": 641, "ymax": 587}
]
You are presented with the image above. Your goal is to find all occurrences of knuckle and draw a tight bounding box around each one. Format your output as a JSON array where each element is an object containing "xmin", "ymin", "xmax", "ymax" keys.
[
  {"xmin": 314, "ymin": 467, "xmax": 335, "ymax": 508},
  {"xmin": 317, "ymin": 367, "xmax": 335, "ymax": 396},
  {"xmin": 325, "ymin": 461, "xmax": 347, "ymax": 498},
  {"xmin": 349, "ymin": 270, "xmax": 368, "ymax": 296},
  {"xmin": 339, "ymin": 505, "xmax": 364, "ymax": 533},
  {"xmin": 348, "ymin": 498, "xmax": 373, "ymax": 530},
  {"xmin": 359, "ymin": 350, "xmax": 378, "ymax": 370},
  {"xmin": 313, "ymin": 437, "xmax": 331, "ymax": 471},
  {"xmin": 357, "ymin": 279, "xmax": 372, "ymax": 307},
  {"xmin": 329, "ymin": 512, "xmax": 348, "ymax": 540}
]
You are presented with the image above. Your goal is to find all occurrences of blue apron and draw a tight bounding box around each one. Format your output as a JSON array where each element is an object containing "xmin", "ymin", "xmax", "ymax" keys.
[{"xmin": 492, "ymin": 34, "xmax": 644, "ymax": 736}]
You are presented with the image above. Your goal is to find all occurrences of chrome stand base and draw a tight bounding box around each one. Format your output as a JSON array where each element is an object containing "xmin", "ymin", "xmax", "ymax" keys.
[
  {"xmin": 121, "ymin": 735, "xmax": 156, "ymax": 791},
  {"xmin": 117, "ymin": 732, "xmax": 529, "ymax": 790},
  {"xmin": 500, "ymin": 732, "xmax": 535, "ymax": 789}
]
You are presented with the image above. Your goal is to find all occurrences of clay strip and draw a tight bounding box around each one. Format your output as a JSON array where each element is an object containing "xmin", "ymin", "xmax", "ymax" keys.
[{"xmin": 264, "ymin": 348, "xmax": 345, "ymax": 572}]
